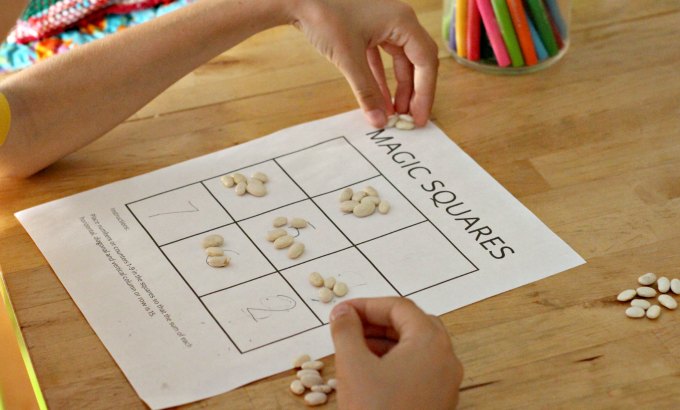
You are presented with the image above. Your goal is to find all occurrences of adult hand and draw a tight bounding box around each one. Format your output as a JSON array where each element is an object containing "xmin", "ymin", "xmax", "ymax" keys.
[
  {"xmin": 290, "ymin": 0, "xmax": 439, "ymax": 128},
  {"xmin": 330, "ymin": 297, "xmax": 463, "ymax": 409}
]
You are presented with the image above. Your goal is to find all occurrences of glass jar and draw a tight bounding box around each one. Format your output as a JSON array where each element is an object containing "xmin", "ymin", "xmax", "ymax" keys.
[{"xmin": 442, "ymin": 0, "xmax": 570, "ymax": 74}]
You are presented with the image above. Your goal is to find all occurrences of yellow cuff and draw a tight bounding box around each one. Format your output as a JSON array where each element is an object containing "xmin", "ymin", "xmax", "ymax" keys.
[{"xmin": 0, "ymin": 92, "xmax": 10, "ymax": 146}]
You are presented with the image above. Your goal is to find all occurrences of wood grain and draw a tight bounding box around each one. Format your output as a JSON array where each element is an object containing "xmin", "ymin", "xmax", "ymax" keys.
[{"xmin": 1, "ymin": 0, "xmax": 679, "ymax": 408}]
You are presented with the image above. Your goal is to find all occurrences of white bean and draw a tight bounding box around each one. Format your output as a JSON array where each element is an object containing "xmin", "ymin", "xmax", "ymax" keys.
[
  {"xmin": 304, "ymin": 392, "xmax": 327, "ymax": 406},
  {"xmin": 646, "ymin": 305, "xmax": 661, "ymax": 319},
  {"xmin": 340, "ymin": 200, "xmax": 359, "ymax": 213},
  {"xmin": 290, "ymin": 218, "xmax": 307, "ymax": 229},
  {"xmin": 333, "ymin": 282, "xmax": 349, "ymax": 297},
  {"xmin": 339, "ymin": 187, "xmax": 353, "ymax": 202},
  {"xmin": 326, "ymin": 378, "xmax": 337, "ymax": 390},
  {"xmin": 311, "ymin": 385, "xmax": 332, "ymax": 394},
  {"xmin": 273, "ymin": 216, "xmax": 288, "ymax": 227},
  {"xmin": 297, "ymin": 369, "xmax": 320, "ymax": 379},
  {"xmin": 205, "ymin": 247, "xmax": 224, "ymax": 257},
  {"xmin": 246, "ymin": 179, "xmax": 267, "ymax": 197},
  {"xmin": 378, "ymin": 200, "xmax": 390, "ymax": 214},
  {"xmin": 399, "ymin": 113, "xmax": 415, "ymax": 123},
  {"xmin": 658, "ymin": 294, "xmax": 677, "ymax": 310},
  {"xmin": 361, "ymin": 196, "xmax": 381, "ymax": 206},
  {"xmin": 363, "ymin": 186, "xmax": 378, "ymax": 197},
  {"xmin": 323, "ymin": 276, "xmax": 336, "ymax": 289},
  {"xmin": 232, "ymin": 173, "xmax": 246, "ymax": 184},
  {"xmin": 353, "ymin": 201, "xmax": 376, "ymax": 217},
  {"xmin": 235, "ymin": 181, "xmax": 247, "ymax": 196},
  {"xmin": 637, "ymin": 272, "xmax": 657, "ymax": 285},
  {"xmin": 308, "ymin": 272, "xmax": 324, "ymax": 287},
  {"xmin": 625, "ymin": 306, "xmax": 645, "ymax": 318},
  {"xmin": 637, "ymin": 287, "xmax": 657, "ymax": 298},
  {"xmin": 616, "ymin": 289, "xmax": 636, "ymax": 301},
  {"xmin": 266, "ymin": 228, "xmax": 287, "ymax": 242},
  {"xmin": 630, "ymin": 299, "xmax": 650, "ymax": 310},
  {"xmin": 202, "ymin": 234, "xmax": 224, "ymax": 248},
  {"xmin": 395, "ymin": 119, "xmax": 415, "ymax": 130},
  {"xmin": 220, "ymin": 175, "xmax": 235, "ymax": 188},
  {"xmin": 301, "ymin": 360, "xmax": 324, "ymax": 370},
  {"xmin": 386, "ymin": 114, "xmax": 399, "ymax": 128},
  {"xmin": 657, "ymin": 276, "xmax": 670, "ymax": 293},
  {"xmin": 274, "ymin": 235, "xmax": 294, "ymax": 249},
  {"xmin": 207, "ymin": 255, "xmax": 230, "ymax": 268},
  {"xmin": 288, "ymin": 242, "xmax": 305, "ymax": 259},
  {"xmin": 251, "ymin": 171, "xmax": 269, "ymax": 183},
  {"xmin": 318, "ymin": 287, "xmax": 333, "ymax": 303},
  {"xmin": 351, "ymin": 191, "xmax": 367, "ymax": 202},
  {"xmin": 300, "ymin": 374, "xmax": 324, "ymax": 388},
  {"xmin": 672, "ymin": 278, "xmax": 680, "ymax": 295},
  {"xmin": 293, "ymin": 354, "xmax": 311, "ymax": 368},
  {"xmin": 290, "ymin": 379, "xmax": 306, "ymax": 395}
]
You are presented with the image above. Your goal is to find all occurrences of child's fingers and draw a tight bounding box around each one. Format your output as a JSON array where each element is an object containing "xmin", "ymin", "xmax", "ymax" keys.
[{"xmin": 366, "ymin": 46, "xmax": 395, "ymax": 116}]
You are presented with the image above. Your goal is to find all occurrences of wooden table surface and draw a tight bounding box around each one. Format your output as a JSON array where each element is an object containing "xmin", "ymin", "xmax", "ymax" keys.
[{"xmin": 2, "ymin": 0, "xmax": 679, "ymax": 408}]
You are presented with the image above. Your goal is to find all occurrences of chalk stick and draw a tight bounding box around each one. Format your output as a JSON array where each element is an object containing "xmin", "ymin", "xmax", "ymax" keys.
[
  {"xmin": 526, "ymin": 9, "xmax": 549, "ymax": 61},
  {"xmin": 466, "ymin": 0, "xmax": 481, "ymax": 61},
  {"xmin": 490, "ymin": 0, "xmax": 524, "ymax": 67},
  {"xmin": 476, "ymin": 0, "xmax": 511, "ymax": 67},
  {"xmin": 525, "ymin": 0, "xmax": 558, "ymax": 56},
  {"xmin": 449, "ymin": 3, "xmax": 457, "ymax": 52},
  {"xmin": 547, "ymin": 4, "xmax": 564, "ymax": 49},
  {"xmin": 545, "ymin": 0, "xmax": 568, "ymax": 39},
  {"xmin": 456, "ymin": 0, "xmax": 468, "ymax": 58},
  {"xmin": 443, "ymin": 0, "xmax": 454, "ymax": 42},
  {"xmin": 506, "ymin": 0, "xmax": 537, "ymax": 66}
]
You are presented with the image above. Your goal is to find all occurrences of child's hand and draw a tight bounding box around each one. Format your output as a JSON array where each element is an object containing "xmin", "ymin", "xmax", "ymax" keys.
[
  {"xmin": 290, "ymin": 0, "xmax": 439, "ymax": 128},
  {"xmin": 330, "ymin": 297, "xmax": 463, "ymax": 409}
]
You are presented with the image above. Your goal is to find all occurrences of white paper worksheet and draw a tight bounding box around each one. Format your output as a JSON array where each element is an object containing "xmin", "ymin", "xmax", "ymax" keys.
[{"xmin": 17, "ymin": 110, "xmax": 584, "ymax": 408}]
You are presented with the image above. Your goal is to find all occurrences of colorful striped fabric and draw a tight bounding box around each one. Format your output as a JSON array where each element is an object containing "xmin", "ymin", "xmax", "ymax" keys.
[
  {"xmin": 10, "ymin": 0, "xmax": 175, "ymax": 44},
  {"xmin": 1, "ymin": 0, "xmax": 193, "ymax": 72}
]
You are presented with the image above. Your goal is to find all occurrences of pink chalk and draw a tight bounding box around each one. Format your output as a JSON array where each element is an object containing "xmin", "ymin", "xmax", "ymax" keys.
[{"xmin": 476, "ymin": 0, "xmax": 511, "ymax": 67}]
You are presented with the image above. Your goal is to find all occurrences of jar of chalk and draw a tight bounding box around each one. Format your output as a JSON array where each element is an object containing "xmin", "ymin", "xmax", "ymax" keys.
[{"xmin": 442, "ymin": 0, "xmax": 570, "ymax": 74}]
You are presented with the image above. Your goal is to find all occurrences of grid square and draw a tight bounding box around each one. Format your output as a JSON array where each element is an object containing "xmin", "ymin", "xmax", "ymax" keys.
[
  {"xmin": 239, "ymin": 200, "xmax": 352, "ymax": 270},
  {"xmin": 203, "ymin": 160, "xmax": 307, "ymax": 221},
  {"xmin": 276, "ymin": 138, "xmax": 379, "ymax": 196},
  {"xmin": 314, "ymin": 176, "xmax": 426, "ymax": 244},
  {"xmin": 161, "ymin": 224, "xmax": 275, "ymax": 297},
  {"xmin": 358, "ymin": 222, "xmax": 477, "ymax": 296},
  {"xmin": 202, "ymin": 274, "xmax": 320, "ymax": 352},
  {"xmin": 280, "ymin": 248, "xmax": 399, "ymax": 323},
  {"xmin": 127, "ymin": 184, "xmax": 233, "ymax": 246}
]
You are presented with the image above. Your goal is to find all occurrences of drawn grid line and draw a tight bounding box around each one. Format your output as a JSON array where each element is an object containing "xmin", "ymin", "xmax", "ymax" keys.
[{"xmin": 125, "ymin": 135, "xmax": 478, "ymax": 354}]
